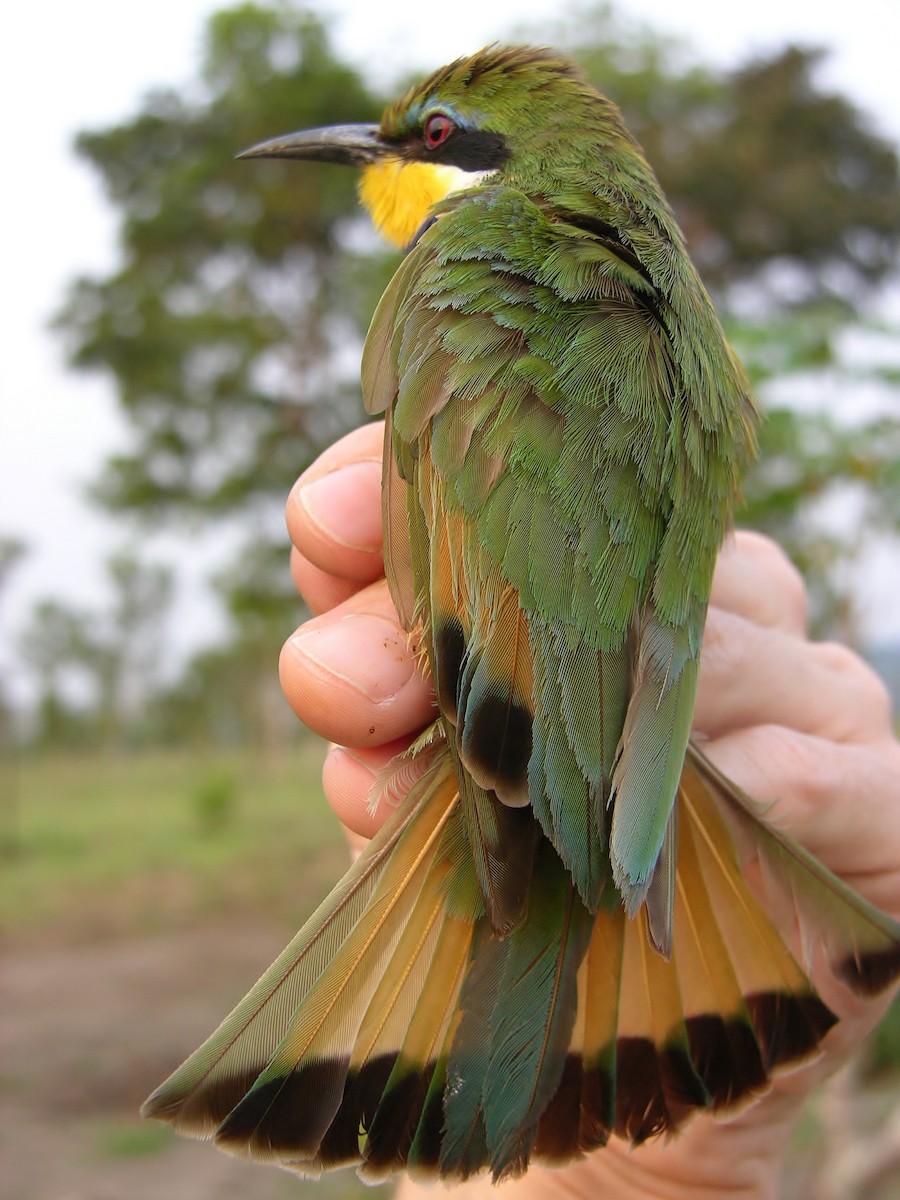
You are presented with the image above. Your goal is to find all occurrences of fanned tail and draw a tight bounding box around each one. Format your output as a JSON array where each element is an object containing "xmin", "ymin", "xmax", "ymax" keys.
[
  {"xmin": 144, "ymin": 739, "xmax": 900, "ymax": 1181},
  {"xmin": 142, "ymin": 744, "xmax": 472, "ymax": 1168}
]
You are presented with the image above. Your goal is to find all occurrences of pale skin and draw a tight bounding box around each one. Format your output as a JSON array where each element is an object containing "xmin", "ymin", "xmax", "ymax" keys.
[{"xmin": 280, "ymin": 421, "xmax": 900, "ymax": 1200}]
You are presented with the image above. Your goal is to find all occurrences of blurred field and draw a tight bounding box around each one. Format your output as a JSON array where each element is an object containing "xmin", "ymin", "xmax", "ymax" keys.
[
  {"xmin": 2, "ymin": 744, "xmax": 350, "ymax": 940},
  {"xmin": 4, "ymin": 746, "xmax": 900, "ymax": 1199},
  {"xmin": 2, "ymin": 744, "xmax": 378, "ymax": 1200}
]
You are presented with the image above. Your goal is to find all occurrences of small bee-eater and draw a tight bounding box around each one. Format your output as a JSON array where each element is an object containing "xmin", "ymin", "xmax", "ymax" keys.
[{"xmin": 143, "ymin": 46, "xmax": 900, "ymax": 1181}]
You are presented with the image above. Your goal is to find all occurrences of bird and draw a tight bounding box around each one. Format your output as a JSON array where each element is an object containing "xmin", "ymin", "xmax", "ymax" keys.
[{"xmin": 142, "ymin": 45, "xmax": 900, "ymax": 1182}]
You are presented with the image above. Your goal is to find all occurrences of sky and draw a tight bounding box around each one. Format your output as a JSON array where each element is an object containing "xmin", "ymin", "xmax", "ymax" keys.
[{"xmin": 3, "ymin": 0, "xmax": 900, "ymax": 698}]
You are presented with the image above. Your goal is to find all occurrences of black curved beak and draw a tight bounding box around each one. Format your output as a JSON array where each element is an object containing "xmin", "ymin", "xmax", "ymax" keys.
[{"xmin": 237, "ymin": 123, "xmax": 387, "ymax": 167}]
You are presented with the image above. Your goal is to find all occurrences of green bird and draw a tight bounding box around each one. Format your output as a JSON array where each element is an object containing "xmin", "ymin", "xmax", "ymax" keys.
[{"xmin": 143, "ymin": 46, "xmax": 900, "ymax": 1181}]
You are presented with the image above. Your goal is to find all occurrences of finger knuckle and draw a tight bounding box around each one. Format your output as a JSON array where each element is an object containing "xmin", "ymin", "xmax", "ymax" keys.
[
  {"xmin": 769, "ymin": 728, "xmax": 831, "ymax": 811},
  {"xmin": 814, "ymin": 640, "xmax": 864, "ymax": 676},
  {"xmin": 813, "ymin": 642, "xmax": 895, "ymax": 730}
]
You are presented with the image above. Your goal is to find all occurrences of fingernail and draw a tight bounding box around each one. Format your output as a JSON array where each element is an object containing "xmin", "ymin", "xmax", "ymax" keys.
[
  {"xmin": 298, "ymin": 463, "xmax": 382, "ymax": 552},
  {"xmin": 291, "ymin": 614, "xmax": 415, "ymax": 702}
]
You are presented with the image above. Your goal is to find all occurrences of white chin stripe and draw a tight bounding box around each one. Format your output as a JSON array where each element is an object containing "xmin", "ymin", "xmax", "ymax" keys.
[{"xmin": 443, "ymin": 166, "xmax": 493, "ymax": 194}]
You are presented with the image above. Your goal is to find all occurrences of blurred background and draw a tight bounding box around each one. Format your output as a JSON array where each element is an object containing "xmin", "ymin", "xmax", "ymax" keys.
[{"xmin": 3, "ymin": 2, "xmax": 900, "ymax": 1197}]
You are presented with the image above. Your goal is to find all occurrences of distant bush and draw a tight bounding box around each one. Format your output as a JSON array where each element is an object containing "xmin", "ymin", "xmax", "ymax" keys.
[{"xmin": 191, "ymin": 769, "xmax": 239, "ymax": 833}]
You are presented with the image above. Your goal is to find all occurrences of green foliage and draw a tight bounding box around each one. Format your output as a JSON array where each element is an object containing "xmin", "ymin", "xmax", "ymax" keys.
[
  {"xmin": 732, "ymin": 308, "xmax": 900, "ymax": 632},
  {"xmin": 57, "ymin": 4, "xmax": 386, "ymax": 519},
  {"xmin": 558, "ymin": 6, "xmax": 900, "ymax": 304},
  {"xmin": 3, "ymin": 745, "xmax": 342, "ymax": 934},
  {"xmin": 18, "ymin": 552, "xmax": 173, "ymax": 748},
  {"xmin": 191, "ymin": 766, "xmax": 240, "ymax": 832}
]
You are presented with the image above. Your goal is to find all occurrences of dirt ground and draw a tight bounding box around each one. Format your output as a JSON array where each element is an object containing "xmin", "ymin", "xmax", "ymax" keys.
[{"xmin": 3, "ymin": 921, "xmax": 376, "ymax": 1200}]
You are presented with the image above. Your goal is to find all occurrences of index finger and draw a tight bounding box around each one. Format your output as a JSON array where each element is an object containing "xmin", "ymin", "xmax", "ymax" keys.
[{"xmin": 286, "ymin": 422, "xmax": 385, "ymax": 583}]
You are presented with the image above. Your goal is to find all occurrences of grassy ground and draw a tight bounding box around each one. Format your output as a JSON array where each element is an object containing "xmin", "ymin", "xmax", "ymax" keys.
[
  {"xmin": 2, "ymin": 743, "xmax": 350, "ymax": 941},
  {"xmin": 4, "ymin": 744, "xmax": 900, "ymax": 1199},
  {"xmin": 3, "ymin": 741, "xmax": 378, "ymax": 1200}
]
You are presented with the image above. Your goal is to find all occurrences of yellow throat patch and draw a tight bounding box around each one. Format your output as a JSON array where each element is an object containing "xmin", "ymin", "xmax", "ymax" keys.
[{"xmin": 358, "ymin": 159, "xmax": 472, "ymax": 248}]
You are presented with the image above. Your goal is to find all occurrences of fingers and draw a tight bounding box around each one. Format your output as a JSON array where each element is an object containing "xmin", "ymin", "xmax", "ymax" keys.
[
  {"xmin": 286, "ymin": 422, "xmax": 385, "ymax": 605},
  {"xmin": 694, "ymin": 606, "xmax": 894, "ymax": 744},
  {"xmin": 711, "ymin": 531, "xmax": 807, "ymax": 634},
  {"xmin": 702, "ymin": 539, "xmax": 900, "ymax": 921},
  {"xmin": 322, "ymin": 741, "xmax": 412, "ymax": 839},
  {"xmin": 278, "ymin": 578, "xmax": 433, "ymax": 749},
  {"xmin": 699, "ymin": 531, "xmax": 891, "ymax": 744},
  {"xmin": 705, "ymin": 725, "xmax": 900, "ymax": 919},
  {"xmin": 283, "ymin": 422, "xmax": 414, "ymax": 839},
  {"xmin": 290, "ymin": 547, "xmax": 359, "ymax": 616}
]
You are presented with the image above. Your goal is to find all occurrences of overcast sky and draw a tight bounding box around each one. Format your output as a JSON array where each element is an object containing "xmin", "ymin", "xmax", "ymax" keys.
[{"xmin": 3, "ymin": 0, "xmax": 900, "ymax": 694}]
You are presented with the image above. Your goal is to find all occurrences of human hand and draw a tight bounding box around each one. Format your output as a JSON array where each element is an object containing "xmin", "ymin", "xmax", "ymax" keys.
[{"xmin": 280, "ymin": 422, "xmax": 900, "ymax": 1199}]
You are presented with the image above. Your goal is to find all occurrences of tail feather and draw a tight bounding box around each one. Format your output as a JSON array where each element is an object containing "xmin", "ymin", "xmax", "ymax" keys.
[
  {"xmin": 358, "ymin": 917, "xmax": 472, "ymax": 1179},
  {"xmin": 671, "ymin": 791, "xmax": 769, "ymax": 1106},
  {"xmin": 531, "ymin": 1054, "xmax": 591, "ymax": 1161},
  {"xmin": 688, "ymin": 745, "xmax": 900, "ymax": 996},
  {"xmin": 309, "ymin": 888, "xmax": 450, "ymax": 1174},
  {"xmin": 679, "ymin": 758, "xmax": 837, "ymax": 1075},
  {"xmin": 577, "ymin": 909, "xmax": 623, "ymax": 1146},
  {"xmin": 141, "ymin": 751, "xmax": 459, "ymax": 1144},
  {"xmin": 144, "ymin": 740, "xmax": 900, "ymax": 1181},
  {"xmin": 214, "ymin": 769, "xmax": 461, "ymax": 1164},
  {"xmin": 439, "ymin": 920, "xmax": 507, "ymax": 1177},
  {"xmin": 481, "ymin": 840, "xmax": 594, "ymax": 1178},
  {"xmin": 529, "ymin": 620, "xmax": 614, "ymax": 912}
]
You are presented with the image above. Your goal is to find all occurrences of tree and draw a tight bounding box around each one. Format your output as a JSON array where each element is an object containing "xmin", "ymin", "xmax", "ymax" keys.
[
  {"xmin": 560, "ymin": 6, "xmax": 900, "ymax": 304},
  {"xmin": 19, "ymin": 599, "xmax": 98, "ymax": 747},
  {"xmin": 99, "ymin": 551, "xmax": 175, "ymax": 739},
  {"xmin": 0, "ymin": 538, "xmax": 28, "ymax": 854},
  {"xmin": 682, "ymin": 46, "xmax": 900, "ymax": 303},
  {"xmin": 18, "ymin": 552, "xmax": 174, "ymax": 748},
  {"xmin": 56, "ymin": 4, "xmax": 386, "ymax": 520},
  {"xmin": 149, "ymin": 539, "xmax": 300, "ymax": 750},
  {"xmin": 56, "ymin": 2, "xmax": 900, "ymax": 646},
  {"xmin": 728, "ymin": 308, "xmax": 900, "ymax": 636},
  {"xmin": 0, "ymin": 536, "xmax": 28, "ymax": 727},
  {"xmin": 0, "ymin": 537, "xmax": 27, "ymax": 595}
]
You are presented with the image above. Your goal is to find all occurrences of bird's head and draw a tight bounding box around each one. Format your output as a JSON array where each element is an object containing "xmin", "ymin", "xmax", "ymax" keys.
[{"xmin": 239, "ymin": 46, "xmax": 612, "ymax": 248}]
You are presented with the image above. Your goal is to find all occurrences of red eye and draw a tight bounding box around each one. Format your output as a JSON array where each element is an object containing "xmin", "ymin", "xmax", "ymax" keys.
[{"xmin": 424, "ymin": 113, "xmax": 455, "ymax": 149}]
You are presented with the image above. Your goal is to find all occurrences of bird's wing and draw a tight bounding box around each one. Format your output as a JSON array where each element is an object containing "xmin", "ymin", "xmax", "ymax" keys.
[{"xmin": 362, "ymin": 185, "xmax": 749, "ymax": 925}]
